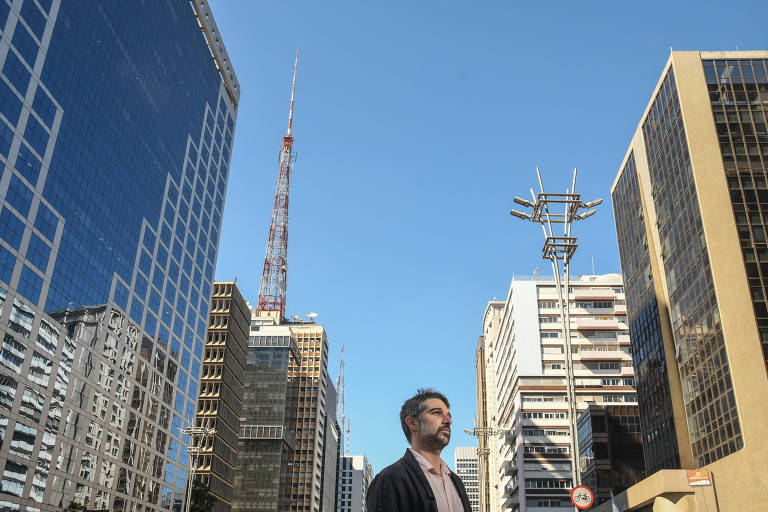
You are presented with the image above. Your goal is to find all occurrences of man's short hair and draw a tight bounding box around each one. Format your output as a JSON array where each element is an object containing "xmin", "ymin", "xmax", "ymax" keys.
[{"xmin": 399, "ymin": 388, "xmax": 450, "ymax": 443}]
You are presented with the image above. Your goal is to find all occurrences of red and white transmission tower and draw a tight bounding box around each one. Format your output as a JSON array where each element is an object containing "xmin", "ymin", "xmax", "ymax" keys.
[
  {"xmin": 257, "ymin": 50, "xmax": 298, "ymax": 318},
  {"xmin": 346, "ymin": 418, "xmax": 350, "ymax": 456},
  {"xmin": 336, "ymin": 345, "xmax": 345, "ymax": 448}
]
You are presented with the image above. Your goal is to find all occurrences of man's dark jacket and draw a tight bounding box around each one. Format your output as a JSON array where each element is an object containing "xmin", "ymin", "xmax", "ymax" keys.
[{"xmin": 366, "ymin": 449, "xmax": 472, "ymax": 512}]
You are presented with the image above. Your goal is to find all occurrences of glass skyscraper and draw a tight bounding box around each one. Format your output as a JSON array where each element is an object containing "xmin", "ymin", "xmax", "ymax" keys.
[
  {"xmin": 0, "ymin": 1, "xmax": 238, "ymax": 512},
  {"xmin": 611, "ymin": 50, "xmax": 768, "ymax": 511}
]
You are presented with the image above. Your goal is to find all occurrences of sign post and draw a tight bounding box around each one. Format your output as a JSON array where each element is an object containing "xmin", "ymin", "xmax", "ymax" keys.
[{"xmin": 570, "ymin": 485, "xmax": 594, "ymax": 509}]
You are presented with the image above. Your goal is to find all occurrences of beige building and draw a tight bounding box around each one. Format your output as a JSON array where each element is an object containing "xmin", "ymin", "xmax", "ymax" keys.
[
  {"xmin": 478, "ymin": 275, "xmax": 637, "ymax": 511},
  {"xmin": 284, "ymin": 318, "xmax": 337, "ymax": 512},
  {"xmin": 192, "ymin": 282, "xmax": 249, "ymax": 512},
  {"xmin": 475, "ymin": 301, "xmax": 504, "ymax": 512},
  {"xmin": 610, "ymin": 50, "xmax": 768, "ymax": 511}
]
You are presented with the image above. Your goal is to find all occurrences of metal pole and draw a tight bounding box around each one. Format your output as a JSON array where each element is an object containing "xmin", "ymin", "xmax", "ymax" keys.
[
  {"xmin": 509, "ymin": 167, "xmax": 601, "ymax": 512},
  {"xmin": 181, "ymin": 422, "xmax": 215, "ymax": 512}
]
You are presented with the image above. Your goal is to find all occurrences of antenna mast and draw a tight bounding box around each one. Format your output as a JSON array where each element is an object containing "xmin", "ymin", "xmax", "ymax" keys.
[
  {"xmin": 257, "ymin": 49, "xmax": 299, "ymax": 319},
  {"xmin": 336, "ymin": 345, "xmax": 345, "ymax": 445}
]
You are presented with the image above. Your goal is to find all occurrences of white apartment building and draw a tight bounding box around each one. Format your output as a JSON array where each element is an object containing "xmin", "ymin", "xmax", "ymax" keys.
[
  {"xmin": 455, "ymin": 447, "xmax": 480, "ymax": 512},
  {"xmin": 336, "ymin": 455, "xmax": 372, "ymax": 512},
  {"xmin": 479, "ymin": 274, "xmax": 636, "ymax": 512}
]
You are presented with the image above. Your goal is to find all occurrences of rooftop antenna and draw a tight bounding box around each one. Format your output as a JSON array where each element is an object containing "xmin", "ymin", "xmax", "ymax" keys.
[
  {"xmin": 257, "ymin": 49, "xmax": 299, "ymax": 320},
  {"xmin": 336, "ymin": 345, "xmax": 345, "ymax": 444}
]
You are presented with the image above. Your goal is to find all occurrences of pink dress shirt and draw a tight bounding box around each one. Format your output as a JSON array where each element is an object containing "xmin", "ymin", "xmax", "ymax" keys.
[{"xmin": 409, "ymin": 449, "xmax": 464, "ymax": 512}]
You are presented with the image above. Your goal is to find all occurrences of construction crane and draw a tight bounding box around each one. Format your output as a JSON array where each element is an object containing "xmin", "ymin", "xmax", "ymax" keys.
[{"xmin": 257, "ymin": 49, "xmax": 298, "ymax": 319}]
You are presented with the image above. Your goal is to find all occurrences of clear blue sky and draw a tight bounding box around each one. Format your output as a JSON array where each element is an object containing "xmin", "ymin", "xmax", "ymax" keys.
[{"xmin": 209, "ymin": 0, "xmax": 768, "ymax": 473}]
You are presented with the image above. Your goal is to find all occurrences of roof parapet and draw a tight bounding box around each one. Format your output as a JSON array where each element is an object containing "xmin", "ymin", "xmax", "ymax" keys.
[{"xmin": 190, "ymin": 0, "xmax": 241, "ymax": 107}]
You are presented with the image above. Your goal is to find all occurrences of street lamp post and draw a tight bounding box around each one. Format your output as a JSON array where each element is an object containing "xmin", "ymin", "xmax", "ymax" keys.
[
  {"xmin": 509, "ymin": 167, "xmax": 602, "ymax": 496},
  {"xmin": 180, "ymin": 422, "xmax": 216, "ymax": 512},
  {"xmin": 464, "ymin": 427, "xmax": 503, "ymax": 512}
]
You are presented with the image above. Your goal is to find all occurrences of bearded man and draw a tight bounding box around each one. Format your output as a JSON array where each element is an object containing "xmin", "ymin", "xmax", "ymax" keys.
[{"xmin": 366, "ymin": 388, "xmax": 472, "ymax": 512}]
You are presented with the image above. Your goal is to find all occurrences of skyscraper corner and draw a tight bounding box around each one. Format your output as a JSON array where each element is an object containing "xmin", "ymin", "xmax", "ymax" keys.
[{"xmin": 610, "ymin": 49, "xmax": 768, "ymax": 511}]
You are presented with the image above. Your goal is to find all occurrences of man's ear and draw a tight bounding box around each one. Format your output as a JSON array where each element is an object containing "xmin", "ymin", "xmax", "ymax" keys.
[{"xmin": 404, "ymin": 415, "xmax": 419, "ymax": 433}]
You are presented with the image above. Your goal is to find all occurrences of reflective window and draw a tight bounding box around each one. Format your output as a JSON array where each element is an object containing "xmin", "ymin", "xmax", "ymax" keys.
[
  {"xmin": 9, "ymin": 421, "xmax": 37, "ymax": 457},
  {"xmin": 643, "ymin": 68, "xmax": 741, "ymax": 467},
  {"xmin": 1, "ymin": 334, "xmax": 25, "ymax": 373},
  {"xmin": 2, "ymin": 50, "xmax": 30, "ymax": 95},
  {"xmin": 28, "ymin": 351, "xmax": 52, "ymax": 387},
  {"xmin": 0, "ymin": 375, "xmax": 16, "ymax": 410},
  {"xmin": 19, "ymin": 387, "xmax": 44, "ymax": 422},
  {"xmin": 0, "ymin": 208, "xmax": 24, "ymax": 250},
  {"xmin": 0, "ymin": 460, "xmax": 27, "ymax": 496}
]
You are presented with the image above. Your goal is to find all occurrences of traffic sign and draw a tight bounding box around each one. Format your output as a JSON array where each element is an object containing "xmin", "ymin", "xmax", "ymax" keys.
[{"xmin": 570, "ymin": 485, "xmax": 594, "ymax": 509}]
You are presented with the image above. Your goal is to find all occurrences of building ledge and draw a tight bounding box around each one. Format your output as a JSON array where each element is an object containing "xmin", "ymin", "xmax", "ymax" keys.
[{"xmin": 591, "ymin": 469, "xmax": 717, "ymax": 512}]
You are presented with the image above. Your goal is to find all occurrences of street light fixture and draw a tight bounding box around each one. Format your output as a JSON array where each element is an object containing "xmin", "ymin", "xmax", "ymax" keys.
[
  {"xmin": 509, "ymin": 209, "xmax": 532, "ymax": 221},
  {"xmin": 181, "ymin": 422, "xmax": 216, "ymax": 512},
  {"xmin": 509, "ymin": 167, "xmax": 601, "ymax": 496}
]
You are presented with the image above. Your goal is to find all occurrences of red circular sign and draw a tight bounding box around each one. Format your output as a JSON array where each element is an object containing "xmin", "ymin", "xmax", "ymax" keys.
[{"xmin": 570, "ymin": 485, "xmax": 594, "ymax": 509}]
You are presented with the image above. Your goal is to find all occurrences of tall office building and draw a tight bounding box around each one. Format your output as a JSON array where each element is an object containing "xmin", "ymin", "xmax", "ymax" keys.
[
  {"xmin": 335, "ymin": 455, "xmax": 372, "ymax": 512},
  {"xmin": 576, "ymin": 404, "xmax": 644, "ymax": 505},
  {"xmin": 0, "ymin": 2, "xmax": 239, "ymax": 512},
  {"xmin": 287, "ymin": 321, "xmax": 337, "ymax": 512},
  {"xmin": 192, "ymin": 282, "xmax": 248, "ymax": 512},
  {"xmin": 454, "ymin": 447, "xmax": 479, "ymax": 512},
  {"xmin": 474, "ymin": 301, "xmax": 503, "ymax": 512},
  {"xmin": 478, "ymin": 274, "xmax": 636, "ymax": 512},
  {"xmin": 236, "ymin": 311, "xmax": 337, "ymax": 512},
  {"xmin": 233, "ymin": 313, "xmax": 300, "ymax": 512},
  {"xmin": 610, "ymin": 50, "xmax": 768, "ymax": 510}
]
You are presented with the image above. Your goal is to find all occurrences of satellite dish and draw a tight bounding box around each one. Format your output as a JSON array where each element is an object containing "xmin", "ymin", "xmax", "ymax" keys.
[
  {"xmin": 307, "ymin": 312, "xmax": 318, "ymax": 319},
  {"xmin": 292, "ymin": 315, "xmax": 299, "ymax": 321}
]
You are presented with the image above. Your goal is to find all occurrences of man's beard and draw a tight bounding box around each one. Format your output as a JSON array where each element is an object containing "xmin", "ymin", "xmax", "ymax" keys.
[{"xmin": 417, "ymin": 419, "xmax": 450, "ymax": 451}]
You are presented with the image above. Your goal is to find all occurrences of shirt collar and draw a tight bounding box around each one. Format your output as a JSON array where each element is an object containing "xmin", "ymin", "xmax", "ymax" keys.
[{"xmin": 409, "ymin": 448, "xmax": 450, "ymax": 475}]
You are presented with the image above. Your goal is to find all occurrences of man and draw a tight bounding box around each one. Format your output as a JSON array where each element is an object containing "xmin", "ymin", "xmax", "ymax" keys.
[{"xmin": 366, "ymin": 388, "xmax": 472, "ymax": 512}]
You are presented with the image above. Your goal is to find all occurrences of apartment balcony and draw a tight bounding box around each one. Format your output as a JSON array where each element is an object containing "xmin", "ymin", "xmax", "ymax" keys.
[
  {"xmin": 573, "ymin": 289, "xmax": 615, "ymax": 300},
  {"xmin": 504, "ymin": 464, "xmax": 518, "ymax": 476},
  {"xmin": 522, "ymin": 401, "xmax": 568, "ymax": 410},
  {"xmin": 525, "ymin": 434, "xmax": 571, "ymax": 445},
  {"xmin": 504, "ymin": 496, "xmax": 520, "ymax": 508},
  {"xmin": 501, "ymin": 454, "xmax": 518, "ymax": 472},
  {"xmin": 522, "ymin": 417, "xmax": 569, "ymax": 427},
  {"xmin": 579, "ymin": 350, "xmax": 624, "ymax": 361},
  {"xmin": 575, "ymin": 319, "xmax": 620, "ymax": 330},
  {"xmin": 617, "ymin": 333, "xmax": 631, "ymax": 345},
  {"xmin": 574, "ymin": 368, "xmax": 621, "ymax": 377},
  {"xmin": 524, "ymin": 469, "xmax": 572, "ymax": 479},
  {"xmin": 503, "ymin": 481, "xmax": 518, "ymax": 497},
  {"xmin": 614, "ymin": 304, "xmax": 627, "ymax": 314}
]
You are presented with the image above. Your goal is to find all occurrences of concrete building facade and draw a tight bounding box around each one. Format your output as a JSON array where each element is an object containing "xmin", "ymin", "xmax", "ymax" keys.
[
  {"xmin": 475, "ymin": 301, "xmax": 504, "ymax": 512},
  {"xmin": 0, "ymin": 2, "xmax": 238, "ymax": 512},
  {"xmin": 287, "ymin": 320, "xmax": 337, "ymax": 512},
  {"xmin": 481, "ymin": 274, "xmax": 637, "ymax": 512},
  {"xmin": 236, "ymin": 310, "xmax": 338, "ymax": 512},
  {"xmin": 232, "ymin": 313, "xmax": 300, "ymax": 512},
  {"xmin": 192, "ymin": 282, "xmax": 249, "ymax": 512},
  {"xmin": 610, "ymin": 50, "xmax": 768, "ymax": 511},
  {"xmin": 454, "ymin": 447, "xmax": 479, "ymax": 512},
  {"xmin": 335, "ymin": 455, "xmax": 371, "ymax": 512}
]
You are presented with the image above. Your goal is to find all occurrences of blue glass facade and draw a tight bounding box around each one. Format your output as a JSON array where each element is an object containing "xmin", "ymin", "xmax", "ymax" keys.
[{"xmin": 0, "ymin": 1, "xmax": 238, "ymax": 511}]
